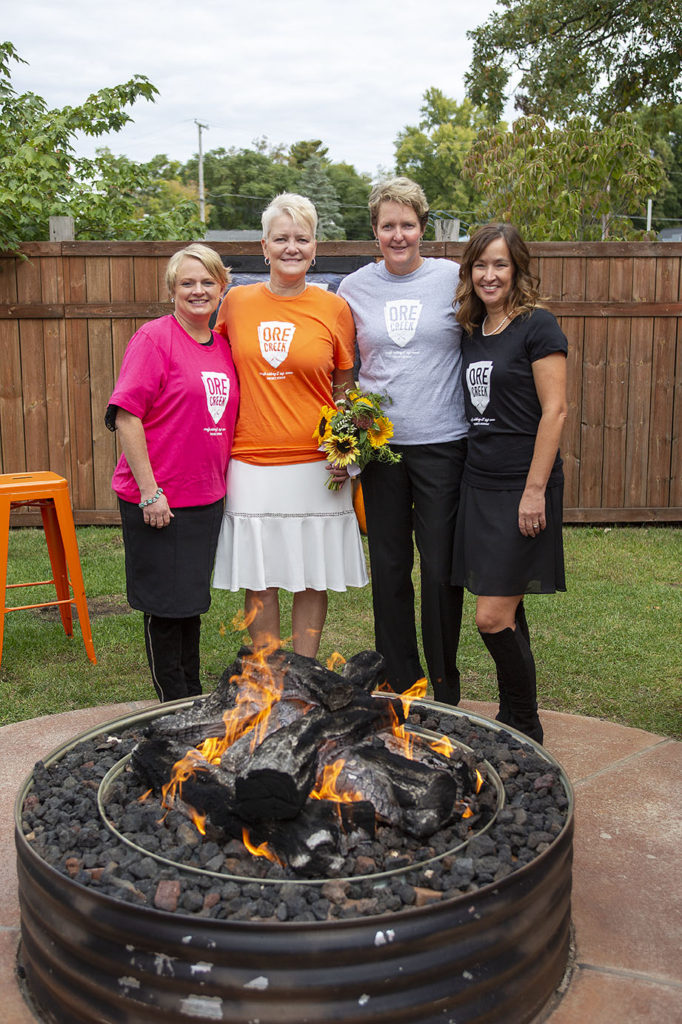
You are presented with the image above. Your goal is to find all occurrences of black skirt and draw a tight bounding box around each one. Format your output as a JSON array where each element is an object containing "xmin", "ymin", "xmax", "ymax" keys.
[
  {"xmin": 451, "ymin": 481, "xmax": 565, "ymax": 596},
  {"xmin": 119, "ymin": 498, "xmax": 224, "ymax": 617}
]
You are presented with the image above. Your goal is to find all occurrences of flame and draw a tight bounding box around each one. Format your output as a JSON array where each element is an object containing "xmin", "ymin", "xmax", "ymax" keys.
[
  {"xmin": 475, "ymin": 769, "xmax": 484, "ymax": 794},
  {"xmin": 137, "ymin": 788, "xmax": 153, "ymax": 803},
  {"xmin": 242, "ymin": 827, "xmax": 283, "ymax": 865},
  {"xmin": 462, "ymin": 805, "xmax": 474, "ymax": 819},
  {"xmin": 326, "ymin": 651, "xmax": 346, "ymax": 672},
  {"xmin": 310, "ymin": 759, "xmax": 363, "ymax": 803},
  {"xmin": 231, "ymin": 596, "xmax": 263, "ymax": 633},
  {"xmin": 189, "ymin": 807, "xmax": 207, "ymax": 835},
  {"xmin": 429, "ymin": 734, "xmax": 454, "ymax": 758}
]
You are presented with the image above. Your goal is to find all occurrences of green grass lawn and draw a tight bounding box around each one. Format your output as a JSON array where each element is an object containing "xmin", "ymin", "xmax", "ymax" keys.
[{"xmin": 1, "ymin": 525, "xmax": 680, "ymax": 738}]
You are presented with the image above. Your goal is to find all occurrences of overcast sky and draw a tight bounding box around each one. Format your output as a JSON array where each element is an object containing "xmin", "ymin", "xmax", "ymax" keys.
[{"xmin": 6, "ymin": 0, "xmax": 504, "ymax": 178}]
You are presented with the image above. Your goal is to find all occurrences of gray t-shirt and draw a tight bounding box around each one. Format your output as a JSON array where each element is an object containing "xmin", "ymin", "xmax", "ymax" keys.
[{"xmin": 337, "ymin": 258, "xmax": 468, "ymax": 444}]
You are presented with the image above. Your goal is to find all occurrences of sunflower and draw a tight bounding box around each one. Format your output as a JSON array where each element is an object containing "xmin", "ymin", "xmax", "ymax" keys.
[
  {"xmin": 323, "ymin": 433, "xmax": 360, "ymax": 467},
  {"xmin": 367, "ymin": 416, "xmax": 394, "ymax": 448},
  {"xmin": 312, "ymin": 405, "xmax": 336, "ymax": 445}
]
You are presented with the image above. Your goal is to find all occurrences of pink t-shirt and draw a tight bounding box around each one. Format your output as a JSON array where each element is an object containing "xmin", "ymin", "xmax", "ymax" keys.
[{"xmin": 110, "ymin": 315, "xmax": 239, "ymax": 506}]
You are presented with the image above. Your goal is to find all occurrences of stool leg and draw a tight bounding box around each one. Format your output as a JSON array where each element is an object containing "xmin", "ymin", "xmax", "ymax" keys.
[
  {"xmin": 0, "ymin": 496, "xmax": 10, "ymax": 667},
  {"xmin": 53, "ymin": 489, "xmax": 97, "ymax": 665},
  {"xmin": 41, "ymin": 500, "xmax": 74, "ymax": 637}
]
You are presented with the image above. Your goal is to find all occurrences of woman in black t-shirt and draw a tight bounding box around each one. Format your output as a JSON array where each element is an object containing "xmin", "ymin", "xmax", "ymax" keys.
[{"xmin": 452, "ymin": 224, "xmax": 568, "ymax": 744}]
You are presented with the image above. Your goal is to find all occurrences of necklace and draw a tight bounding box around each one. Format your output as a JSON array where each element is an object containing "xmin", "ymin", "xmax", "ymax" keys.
[{"xmin": 482, "ymin": 310, "xmax": 513, "ymax": 337}]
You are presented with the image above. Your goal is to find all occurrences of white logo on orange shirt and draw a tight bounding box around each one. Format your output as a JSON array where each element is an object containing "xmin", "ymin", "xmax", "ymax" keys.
[
  {"xmin": 258, "ymin": 321, "xmax": 296, "ymax": 368},
  {"xmin": 384, "ymin": 299, "xmax": 423, "ymax": 347},
  {"xmin": 201, "ymin": 371, "xmax": 230, "ymax": 425}
]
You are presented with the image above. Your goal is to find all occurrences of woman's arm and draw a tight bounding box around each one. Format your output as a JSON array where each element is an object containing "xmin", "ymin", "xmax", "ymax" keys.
[
  {"xmin": 518, "ymin": 353, "xmax": 568, "ymax": 537},
  {"xmin": 332, "ymin": 367, "xmax": 355, "ymax": 403},
  {"xmin": 115, "ymin": 409, "xmax": 173, "ymax": 527}
]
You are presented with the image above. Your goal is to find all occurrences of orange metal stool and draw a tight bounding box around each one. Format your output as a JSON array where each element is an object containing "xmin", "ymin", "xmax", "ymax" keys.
[{"xmin": 0, "ymin": 471, "xmax": 96, "ymax": 666}]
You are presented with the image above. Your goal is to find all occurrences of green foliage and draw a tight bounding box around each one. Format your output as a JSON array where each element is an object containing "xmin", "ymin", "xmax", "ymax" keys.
[
  {"xmin": 464, "ymin": 114, "xmax": 666, "ymax": 240},
  {"xmin": 182, "ymin": 144, "xmax": 299, "ymax": 232},
  {"xmin": 394, "ymin": 89, "xmax": 489, "ymax": 232},
  {"xmin": 298, "ymin": 155, "xmax": 344, "ymax": 239},
  {"xmin": 0, "ymin": 42, "xmax": 201, "ymax": 250},
  {"xmin": 466, "ymin": 0, "xmax": 682, "ymax": 125},
  {"xmin": 183, "ymin": 140, "xmax": 371, "ymax": 239},
  {"xmin": 639, "ymin": 106, "xmax": 682, "ymax": 229}
]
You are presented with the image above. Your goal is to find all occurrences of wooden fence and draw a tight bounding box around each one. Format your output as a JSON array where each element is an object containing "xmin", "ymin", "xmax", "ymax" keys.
[{"xmin": 1, "ymin": 240, "xmax": 681, "ymax": 525}]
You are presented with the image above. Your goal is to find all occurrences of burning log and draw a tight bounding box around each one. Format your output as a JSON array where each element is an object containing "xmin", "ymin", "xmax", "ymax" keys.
[
  {"xmin": 332, "ymin": 740, "xmax": 471, "ymax": 838},
  {"xmin": 252, "ymin": 800, "xmax": 376, "ymax": 877},
  {"xmin": 233, "ymin": 699, "xmax": 402, "ymax": 822}
]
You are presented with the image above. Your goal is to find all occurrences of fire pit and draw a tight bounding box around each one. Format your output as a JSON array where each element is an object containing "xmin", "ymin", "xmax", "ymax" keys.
[{"xmin": 15, "ymin": 648, "xmax": 573, "ymax": 1023}]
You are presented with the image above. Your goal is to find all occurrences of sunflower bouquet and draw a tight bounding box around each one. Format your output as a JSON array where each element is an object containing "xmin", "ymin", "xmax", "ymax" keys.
[{"xmin": 313, "ymin": 388, "xmax": 401, "ymax": 491}]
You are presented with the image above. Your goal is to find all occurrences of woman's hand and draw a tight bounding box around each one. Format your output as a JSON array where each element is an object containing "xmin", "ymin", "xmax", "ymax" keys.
[
  {"xmin": 142, "ymin": 492, "xmax": 174, "ymax": 529},
  {"xmin": 518, "ymin": 486, "xmax": 545, "ymax": 537},
  {"xmin": 326, "ymin": 462, "xmax": 349, "ymax": 488}
]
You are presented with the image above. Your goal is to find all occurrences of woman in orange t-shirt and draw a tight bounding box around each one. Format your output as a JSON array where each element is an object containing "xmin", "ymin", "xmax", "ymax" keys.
[{"xmin": 212, "ymin": 193, "xmax": 368, "ymax": 656}]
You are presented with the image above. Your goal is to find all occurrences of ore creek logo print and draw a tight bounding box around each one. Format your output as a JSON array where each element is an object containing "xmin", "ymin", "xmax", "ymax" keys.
[
  {"xmin": 258, "ymin": 321, "xmax": 296, "ymax": 368},
  {"xmin": 466, "ymin": 360, "xmax": 493, "ymax": 414},
  {"xmin": 201, "ymin": 372, "xmax": 231, "ymax": 425},
  {"xmin": 383, "ymin": 299, "xmax": 423, "ymax": 347}
]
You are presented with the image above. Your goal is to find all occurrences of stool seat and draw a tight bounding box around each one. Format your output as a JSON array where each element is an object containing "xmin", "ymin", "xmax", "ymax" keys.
[{"xmin": 0, "ymin": 471, "xmax": 97, "ymax": 666}]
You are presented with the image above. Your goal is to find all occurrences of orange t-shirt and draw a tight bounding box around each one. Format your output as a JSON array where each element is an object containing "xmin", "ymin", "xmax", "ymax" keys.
[{"xmin": 214, "ymin": 283, "xmax": 356, "ymax": 465}]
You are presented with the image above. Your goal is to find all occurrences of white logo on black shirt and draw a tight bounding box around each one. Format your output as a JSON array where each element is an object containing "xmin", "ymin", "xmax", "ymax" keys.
[
  {"xmin": 466, "ymin": 360, "xmax": 493, "ymax": 413},
  {"xmin": 383, "ymin": 299, "xmax": 422, "ymax": 347},
  {"xmin": 201, "ymin": 371, "xmax": 230, "ymax": 425},
  {"xmin": 257, "ymin": 321, "xmax": 296, "ymax": 368}
]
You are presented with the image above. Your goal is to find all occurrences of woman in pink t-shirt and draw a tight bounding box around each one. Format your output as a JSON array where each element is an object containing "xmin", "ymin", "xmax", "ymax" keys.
[{"xmin": 106, "ymin": 243, "xmax": 239, "ymax": 702}]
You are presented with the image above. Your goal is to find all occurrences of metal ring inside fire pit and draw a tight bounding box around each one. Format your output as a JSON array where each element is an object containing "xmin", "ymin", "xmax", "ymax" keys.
[{"xmin": 96, "ymin": 725, "xmax": 504, "ymax": 886}]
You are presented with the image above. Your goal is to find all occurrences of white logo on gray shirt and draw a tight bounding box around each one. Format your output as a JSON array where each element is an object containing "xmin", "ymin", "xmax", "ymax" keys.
[
  {"xmin": 383, "ymin": 299, "xmax": 423, "ymax": 347},
  {"xmin": 466, "ymin": 360, "xmax": 493, "ymax": 413}
]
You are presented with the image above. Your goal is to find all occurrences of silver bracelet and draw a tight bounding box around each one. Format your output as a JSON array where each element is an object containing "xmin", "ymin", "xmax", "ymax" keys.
[{"xmin": 138, "ymin": 488, "xmax": 163, "ymax": 509}]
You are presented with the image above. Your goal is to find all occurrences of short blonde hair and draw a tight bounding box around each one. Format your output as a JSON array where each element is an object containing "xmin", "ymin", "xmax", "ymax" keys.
[
  {"xmin": 368, "ymin": 177, "xmax": 429, "ymax": 230},
  {"xmin": 261, "ymin": 193, "xmax": 318, "ymax": 239},
  {"xmin": 165, "ymin": 243, "xmax": 229, "ymax": 295}
]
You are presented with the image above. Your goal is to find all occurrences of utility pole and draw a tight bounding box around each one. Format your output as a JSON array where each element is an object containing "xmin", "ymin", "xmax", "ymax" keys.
[{"xmin": 195, "ymin": 120, "xmax": 209, "ymax": 226}]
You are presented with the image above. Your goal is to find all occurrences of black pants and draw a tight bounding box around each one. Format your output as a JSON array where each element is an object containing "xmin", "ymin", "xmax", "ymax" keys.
[
  {"xmin": 361, "ymin": 440, "xmax": 466, "ymax": 699},
  {"xmin": 144, "ymin": 613, "xmax": 202, "ymax": 703}
]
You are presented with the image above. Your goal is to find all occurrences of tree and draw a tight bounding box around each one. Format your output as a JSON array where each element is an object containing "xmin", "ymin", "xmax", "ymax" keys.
[
  {"xmin": 394, "ymin": 89, "xmax": 489, "ymax": 232},
  {"xmin": 325, "ymin": 162, "xmax": 372, "ymax": 239},
  {"xmin": 463, "ymin": 114, "xmax": 666, "ymax": 240},
  {"xmin": 0, "ymin": 42, "xmax": 199, "ymax": 249},
  {"xmin": 466, "ymin": 0, "xmax": 682, "ymax": 125},
  {"xmin": 181, "ymin": 145, "xmax": 299, "ymax": 231},
  {"xmin": 288, "ymin": 139, "xmax": 329, "ymax": 169},
  {"xmin": 298, "ymin": 156, "xmax": 344, "ymax": 239}
]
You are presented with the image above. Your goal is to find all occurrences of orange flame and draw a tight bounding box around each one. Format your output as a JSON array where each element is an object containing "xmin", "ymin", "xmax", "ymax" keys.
[
  {"xmin": 242, "ymin": 827, "xmax": 283, "ymax": 865},
  {"xmin": 429, "ymin": 735, "xmax": 454, "ymax": 758},
  {"xmin": 475, "ymin": 769, "xmax": 484, "ymax": 794},
  {"xmin": 326, "ymin": 651, "xmax": 346, "ymax": 672},
  {"xmin": 310, "ymin": 759, "xmax": 363, "ymax": 803}
]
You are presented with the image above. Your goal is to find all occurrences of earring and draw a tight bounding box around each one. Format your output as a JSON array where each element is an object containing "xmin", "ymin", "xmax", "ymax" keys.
[
  {"xmin": 264, "ymin": 257, "xmax": 270, "ymax": 266},
  {"xmin": 310, "ymin": 257, "xmax": 316, "ymax": 267},
  {"xmin": 374, "ymin": 239, "xmax": 380, "ymax": 248}
]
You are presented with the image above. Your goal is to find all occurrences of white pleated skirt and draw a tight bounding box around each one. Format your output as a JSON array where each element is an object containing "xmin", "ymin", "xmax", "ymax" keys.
[{"xmin": 212, "ymin": 460, "xmax": 369, "ymax": 593}]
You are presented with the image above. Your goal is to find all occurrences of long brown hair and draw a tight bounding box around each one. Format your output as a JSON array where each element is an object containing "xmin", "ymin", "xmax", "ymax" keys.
[{"xmin": 455, "ymin": 223, "xmax": 541, "ymax": 335}]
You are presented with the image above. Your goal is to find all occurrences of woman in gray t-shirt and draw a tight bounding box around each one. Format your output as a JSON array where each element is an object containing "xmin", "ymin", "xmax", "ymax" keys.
[{"xmin": 338, "ymin": 177, "xmax": 468, "ymax": 704}]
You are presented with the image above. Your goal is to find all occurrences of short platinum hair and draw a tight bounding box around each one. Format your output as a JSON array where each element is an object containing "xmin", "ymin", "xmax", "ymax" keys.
[
  {"xmin": 368, "ymin": 176, "xmax": 429, "ymax": 231},
  {"xmin": 261, "ymin": 193, "xmax": 318, "ymax": 239},
  {"xmin": 165, "ymin": 243, "xmax": 229, "ymax": 294}
]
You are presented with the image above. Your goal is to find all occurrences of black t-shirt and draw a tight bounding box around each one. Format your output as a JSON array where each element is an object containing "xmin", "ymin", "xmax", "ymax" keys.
[{"xmin": 461, "ymin": 307, "xmax": 568, "ymax": 488}]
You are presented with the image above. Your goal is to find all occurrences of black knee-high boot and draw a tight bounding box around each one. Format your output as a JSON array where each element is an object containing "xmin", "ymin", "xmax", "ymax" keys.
[
  {"xmin": 479, "ymin": 625, "xmax": 544, "ymax": 744},
  {"xmin": 495, "ymin": 601, "xmax": 530, "ymax": 725}
]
